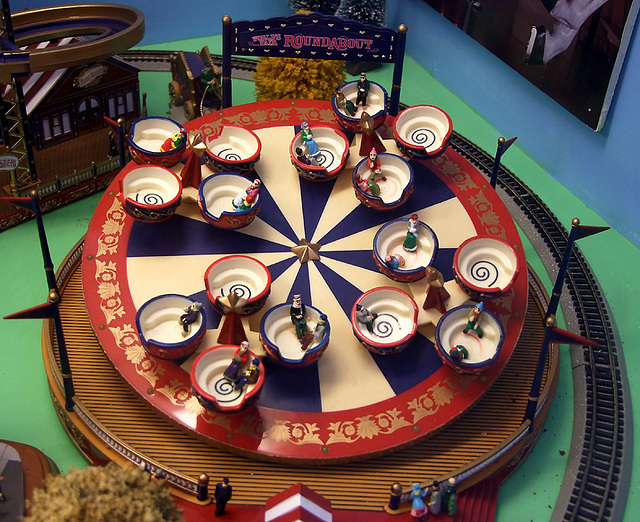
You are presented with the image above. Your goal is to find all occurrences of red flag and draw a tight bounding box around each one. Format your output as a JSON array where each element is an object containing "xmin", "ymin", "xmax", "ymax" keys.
[
  {"xmin": 4, "ymin": 301, "xmax": 55, "ymax": 320},
  {"xmin": 103, "ymin": 116, "xmax": 120, "ymax": 134},
  {"xmin": 574, "ymin": 224, "xmax": 609, "ymax": 241},
  {"xmin": 548, "ymin": 327, "xmax": 599, "ymax": 347},
  {"xmin": 0, "ymin": 195, "xmax": 37, "ymax": 213},
  {"xmin": 499, "ymin": 136, "xmax": 517, "ymax": 154}
]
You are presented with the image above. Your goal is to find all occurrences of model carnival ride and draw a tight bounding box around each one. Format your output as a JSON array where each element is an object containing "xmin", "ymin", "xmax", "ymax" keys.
[{"xmin": 3, "ymin": 10, "xmax": 628, "ymax": 522}]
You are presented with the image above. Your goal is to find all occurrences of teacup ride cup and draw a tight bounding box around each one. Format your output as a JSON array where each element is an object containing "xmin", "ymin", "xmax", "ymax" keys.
[
  {"xmin": 204, "ymin": 125, "xmax": 262, "ymax": 175},
  {"xmin": 350, "ymin": 287, "xmax": 419, "ymax": 355},
  {"xmin": 135, "ymin": 294, "xmax": 207, "ymax": 360},
  {"xmin": 373, "ymin": 217, "xmax": 439, "ymax": 282},
  {"xmin": 119, "ymin": 165, "xmax": 182, "ymax": 222},
  {"xmin": 331, "ymin": 80, "xmax": 388, "ymax": 132},
  {"xmin": 290, "ymin": 126, "xmax": 350, "ymax": 182},
  {"xmin": 198, "ymin": 173, "xmax": 261, "ymax": 229},
  {"xmin": 352, "ymin": 153, "xmax": 414, "ymax": 210},
  {"xmin": 393, "ymin": 105, "xmax": 453, "ymax": 160},
  {"xmin": 204, "ymin": 255, "xmax": 272, "ymax": 317},
  {"xmin": 453, "ymin": 236, "xmax": 521, "ymax": 300},
  {"xmin": 435, "ymin": 304, "xmax": 505, "ymax": 374},
  {"xmin": 259, "ymin": 303, "xmax": 330, "ymax": 367},
  {"xmin": 190, "ymin": 345, "xmax": 265, "ymax": 413},
  {"xmin": 128, "ymin": 116, "xmax": 187, "ymax": 167}
]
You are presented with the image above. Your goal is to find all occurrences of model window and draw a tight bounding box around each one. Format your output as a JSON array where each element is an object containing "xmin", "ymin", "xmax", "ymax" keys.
[
  {"xmin": 52, "ymin": 115, "xmax": 62, "ymax": 137},
  {"xmin": 78, "ymin": 100, "xmax": 88, "ymax": 124},
  {"xmin": 61, "ymin": 112, "xmax": 71, "ymax": 134},
  {"xmin": 42, "ymin": 119, "xmax": 51, "ymax": 141},
  {"xmin": 107, "ymin": 95, "xmax": 116, "ymax": 118},
  {"xmin": 126, "ymin": 91, "xmax": 135, "ymax": 113}
]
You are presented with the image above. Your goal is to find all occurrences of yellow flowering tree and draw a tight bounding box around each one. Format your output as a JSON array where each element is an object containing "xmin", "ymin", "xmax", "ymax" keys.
[
  {"xmin": 254, "ymin": 56, "xmax": 345, "ymax": 102},
  {"xmin": 253, "ymin": 9, "xmax": 345, "ymax": 101}
]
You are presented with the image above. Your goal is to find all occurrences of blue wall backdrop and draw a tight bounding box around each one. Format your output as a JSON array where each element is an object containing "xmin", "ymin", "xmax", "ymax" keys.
[{"xmin": 9, "ymin": 0, "xmax": 640, "ymax": 248}]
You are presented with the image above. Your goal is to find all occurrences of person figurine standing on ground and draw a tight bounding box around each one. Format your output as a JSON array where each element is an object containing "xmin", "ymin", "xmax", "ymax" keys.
[
  {"xmin": 214, "ymin": 477, "xmax": 232, "ymax": 516},
  {"xmin": 463, "ymin": 302, "xmax": 484, "ymax": 338},
  {"xmin": 356, "ymin": 72, "xmax": 370, "ymax": 108},
  {"xmin": 441, "ymin": 477, "xmax": 458, "ymax": 516},
  {"xmin": 403, "ymin": 214, "xmax": 419, "ymax": 253},
  {"xmin": 410, "ymin": 482, "xmax": 428, "ymax": 521},
  {"xmin": 429, "ymin": 480, "xmax": 442, "ymax": 515}
]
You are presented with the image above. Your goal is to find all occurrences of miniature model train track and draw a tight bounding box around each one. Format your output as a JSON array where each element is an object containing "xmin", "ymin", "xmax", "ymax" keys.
[
  {"xmin": 451, "ymin": 132, "xmax": 630, "ymax": 522},
  {"xmin": 120, "ymin": 50, "xmax": 257, "ymax": 77}
]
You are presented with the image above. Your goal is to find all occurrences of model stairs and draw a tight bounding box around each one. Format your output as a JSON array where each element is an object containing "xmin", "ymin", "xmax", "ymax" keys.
[
  {"xmin": 1, "ymin": 80, "xmax": 38, "ymax": 193},
  {"xmin": 453, "ymin": 475, "xmax": 501, "ymax": 522}
]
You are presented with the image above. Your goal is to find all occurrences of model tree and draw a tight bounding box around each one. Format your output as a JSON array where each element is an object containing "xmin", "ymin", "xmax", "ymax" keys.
[
  {"xmin": 254, "ymin": 57, "xmax": 345, "ymax": 101},
  {"xmin": 289, "ymin": 0, "xmax": 340, "ymax": 15},
  {"xmin": 254, "ymin": 10, "xmax": 345, "ymax": 101},
  {"xmin": 335, "ymin": 0, "xmax": 386, "ymax": 74},
  {"xmin": 335, "ymin": 0, "xmax": 386, "ymax": 27},
  {"xmin": 23, "ymin": 463, "xmax": 183, "ymax": 522}
]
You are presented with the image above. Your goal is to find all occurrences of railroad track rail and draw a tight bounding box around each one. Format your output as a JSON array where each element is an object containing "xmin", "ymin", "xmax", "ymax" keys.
[
  {"xmin": 452, "ymin": 132, "xmax": 631, "ymax": 522},
  {"xmin": 120, "ymin": 50, "xmax": 257, "ymax": 78},
  {"xmin": 110, "ymin": 50, "xmax": 631, "ymax": 520}
]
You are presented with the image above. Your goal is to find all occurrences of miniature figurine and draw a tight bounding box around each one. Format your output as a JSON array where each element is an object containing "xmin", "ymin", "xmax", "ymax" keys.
[
  {"xmin": 214, "ymin": 477, "xmax": 232, "ymax": 516},
  {"xmin": 223, "ymin": 341, "xmax": 250, "ymax": 382},
  {"xmin": 429, "ymin": 480, "xmax": 442, "ymax": 515},
  {"xmin": 410, "ymin": 482, "xmax": 428, "ymax": 521},
  {"xmin": 356, "ymin": 72, "xmax": 370, "ymax": 107},
  {"xmin": 385, "ymin": 253, "xmax": 405, "ymax": 270},
  {"xmin": 179, "ymin": 302, "xmax": 202, "ymax": 337},
  {"xmin": 234, "ymin": 357, "xmax": 261, "ymax": 390},
  {"xmin": 354, "ymin": 172, "xmax": 369, "ymax": 192},
  {"xmin": 300, "ymin": 122, "xmax": 320, "ymax": 162},
  {"xmin": 368, "ymin": 147, "xmax": 382, "ymax": 175},
  {"xmin": 356, "ymin": 304, "xmax": 378, "ymax": 333},
  {"xmin": 334, "ymin": 85, "xmax": 357, "ymax": 116},
  {"xmin": 314, "ymin": 313, "xmax": 328, "ymax": 339},
  {"xmin": 295, "ymin": 146, "xmax": 311, "ymax": 165},
  {"xmin": 422, "ymin": 266, "xmax": 450, "ymax": 314},
  {"xmin": 107, "ymin": 131, "xmax": 118, "ymax": 159},
  {"xmin": 463, "ymin": 302, "xmax": 484, "ymax": 338},
  {"xmin": 441, "ymin": 477, "xmax": 457, "ymax": 516},
  {"xmin": 160, "ymin": 130, "xmax": 186, "ymax": 152},
  {"xmin": 367, "ymin": 175, "xmax": 381, "ymax": 197},
  {"xmin": 290, "ymin": 294, "xmax": 308, "ymax": 339},
  {"xmin": 450, "ymin": 344, "xmax": 469, "ymax": 361},
  {"xmin": 403, "ymin": 214, "xmax": 419, "ymax": 253},
  {"xmin": 232, "ymin": 179, "xmax": 261, "ymax": 211},
  {"xmin": 199, "ymin": 60, "xmax": 216, "ymax": 90}
]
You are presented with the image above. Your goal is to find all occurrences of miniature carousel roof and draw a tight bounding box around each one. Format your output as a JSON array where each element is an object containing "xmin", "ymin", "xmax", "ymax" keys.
[{"xmin": 2, "ymin": 37, "xmax": 139, "ymax": 117}]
